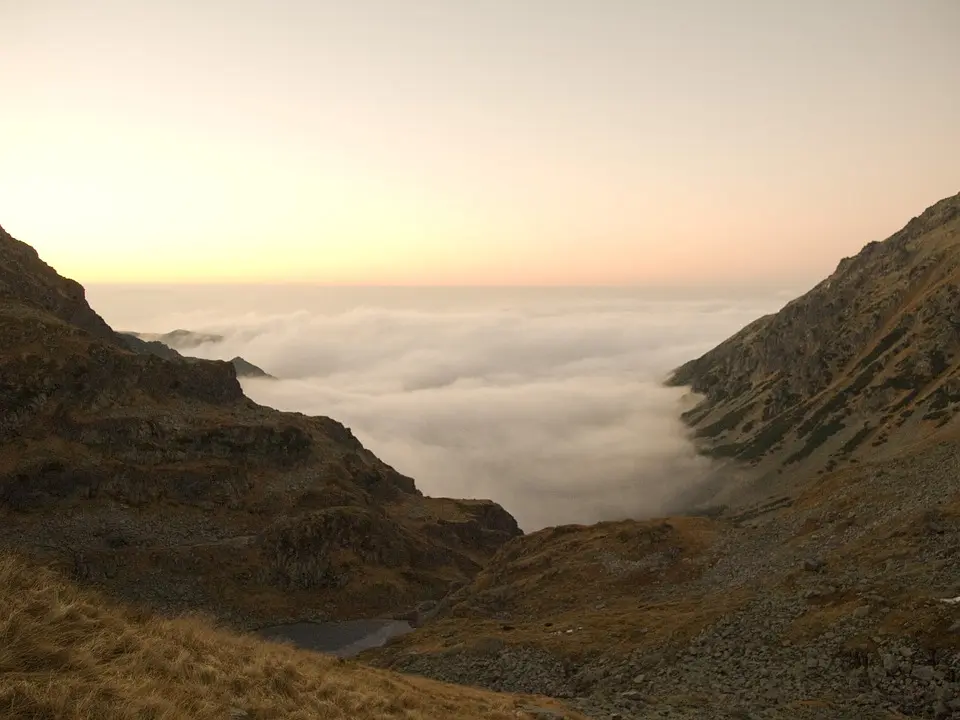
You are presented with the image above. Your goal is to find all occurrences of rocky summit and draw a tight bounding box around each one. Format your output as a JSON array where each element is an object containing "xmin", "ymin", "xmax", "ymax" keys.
[
  {"xmin": 363, "ymin": 194, "xmax": 960, "ymax": 720},
  {"xmin": 0, "ymin": 223, "xmax": 520, "ymax": 628}
]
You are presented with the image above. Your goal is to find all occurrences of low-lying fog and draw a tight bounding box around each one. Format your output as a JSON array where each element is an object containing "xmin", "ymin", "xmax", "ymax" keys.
[{"xmin": 88, "ymin": 285, "xmax": 793, "ymax": 531}]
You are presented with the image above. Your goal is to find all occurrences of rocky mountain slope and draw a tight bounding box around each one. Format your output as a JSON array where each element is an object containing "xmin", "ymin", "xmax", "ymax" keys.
[
  {"xmin": 669, "ymin": 192, "xmax": 960, "ymax": 501},
  {"xmin": 8, "ymin": 193, "xmax": 960, "ymax": 720},
  {"xmin": 361, "ymin": 194, "xmax": 960, "ymax": 719},
  {"xmin": 0, "ymin": 223, "xmax": 520, "ymax": 628},
  {"xmin": 368, "ymin": 434, "xmax": 960, "ymax": 718}
]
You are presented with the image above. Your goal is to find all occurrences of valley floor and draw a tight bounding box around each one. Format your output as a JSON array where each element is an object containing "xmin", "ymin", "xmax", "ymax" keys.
[{"xmin": 364, "ymin": 436, "xmax": 960, "ymax": 719}]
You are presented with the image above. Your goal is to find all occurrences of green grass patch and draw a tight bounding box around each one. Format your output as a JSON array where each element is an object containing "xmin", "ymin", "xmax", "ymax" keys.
[
  {"xmin": 695, "ymin": 404, "xmax": 754, "ymax": 438},
  {"xmin": 855, "ymin": 327, "xmax": 908, "ymax": 370},
  {"xmin": 840, "ymin": 425, "xmax": 876, "ymax": 455},
  {"xmin": 786, "ymin": 419, "xmax": 846, "ymax": 464}
]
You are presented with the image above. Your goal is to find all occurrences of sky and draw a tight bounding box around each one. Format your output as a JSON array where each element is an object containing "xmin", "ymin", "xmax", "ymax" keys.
[{"xmin": 1, "ymin": 0, "xmax": 958, "ymax": 286}]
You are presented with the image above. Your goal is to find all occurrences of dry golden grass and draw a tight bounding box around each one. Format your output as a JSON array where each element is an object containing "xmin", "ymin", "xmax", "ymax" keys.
[{"xmin": 0, "ymin": 554, "xmax": 584, "ymax": 720}]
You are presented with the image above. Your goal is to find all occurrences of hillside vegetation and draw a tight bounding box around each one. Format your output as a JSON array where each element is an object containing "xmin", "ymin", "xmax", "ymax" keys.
[
  {"xmin": 0, "ymin": 552, "xmax": 580, "ymax": 720},
  {"xmin": 669, "ymin": 192, "xmax": 960, "ymax": 501}
]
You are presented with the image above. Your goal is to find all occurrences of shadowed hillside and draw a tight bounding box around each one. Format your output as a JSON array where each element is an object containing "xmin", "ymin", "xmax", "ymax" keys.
[{"xmin": 0, "ymin": 223, "xmax": 520, "ymax": 628}]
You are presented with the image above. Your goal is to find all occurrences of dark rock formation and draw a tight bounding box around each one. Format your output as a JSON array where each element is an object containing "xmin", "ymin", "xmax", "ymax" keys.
[
  {"xmin": 150, "ymin": 328, "xmax": 226, "ymax": 348},
  {"xmin": 0, "ymin": 224, "xmax": 118, "ymax": 343},
  {"xmin": 118, "ymin": 332, "xmax": 275, "ymax": 379},
  {"xmin": 228, "ymin": 355, "xmax": 274, "ymax": 379},
  {"xmin": 0, "ymin": 224, "xmax": 521, "ymax": 628}
]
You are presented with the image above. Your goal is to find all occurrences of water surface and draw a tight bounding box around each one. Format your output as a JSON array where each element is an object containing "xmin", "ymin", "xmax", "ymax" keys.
[{"xmin": 258, "ymin": 619, "xmax": 413, "ymax": 657}]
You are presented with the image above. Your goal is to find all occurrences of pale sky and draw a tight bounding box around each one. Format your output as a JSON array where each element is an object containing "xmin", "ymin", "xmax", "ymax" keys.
[{"xmin": 1, "ymin": 1, "xmax": 958, "ymax": 285}]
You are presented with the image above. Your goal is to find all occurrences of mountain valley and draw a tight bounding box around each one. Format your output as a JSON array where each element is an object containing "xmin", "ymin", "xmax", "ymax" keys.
[
  {"xmin": 2, "ymin": 193, "xmax": 960, "ymax": 719},
  {"xmin": 0, "ymin": 223, "xmax": 521, "ymax": 628},
  {"xmin": 362, "ymin": 193, "xmax": 960, "ymax": 719}
]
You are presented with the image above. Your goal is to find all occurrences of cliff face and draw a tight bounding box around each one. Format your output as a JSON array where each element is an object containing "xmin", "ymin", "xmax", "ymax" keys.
[
  {"xmin": 669, "ymin": 192, "xmax": 960, "ymax": 482},
  {"xmin": 0, "ymin": 225, "xmax": 520, "ymax": 627}
]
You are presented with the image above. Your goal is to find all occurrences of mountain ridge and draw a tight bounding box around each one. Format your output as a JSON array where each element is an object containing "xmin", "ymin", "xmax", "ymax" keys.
[
  {"xmin": 666, "ymin": 191, "xmax": 960, "ymax": 502},
  {"xmin": 117, "ymin": 330, "xmax": 276, "ymax": 379},
  {"xmin": 359, "ymin": 193, "xmax": 960, "ymax": 720},
  {"xmin": 0, "ymin": 223, "xmax": 119, "ymax": 343},
  {"xmin": 0, "ymin": 223, "xmax": 521, "ymax": 628}
]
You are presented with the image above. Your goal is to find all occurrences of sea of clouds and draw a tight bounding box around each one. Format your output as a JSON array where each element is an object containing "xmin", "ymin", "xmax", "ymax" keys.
[{"xmin": 89, "ymin": 286, "xmax": 793, "ymax": 531}]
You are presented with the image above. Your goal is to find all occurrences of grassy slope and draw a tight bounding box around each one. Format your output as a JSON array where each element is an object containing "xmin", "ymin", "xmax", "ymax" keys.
[
  {"xmin": 0, "ymin": 554, "xmax": 582, "ymax": 720},
  {"xmin": 368, "ymin": 516, "xmax": 746, "ymax": 662},
  {"xmin": 370, "ymin": 435, "xmax": 960, "ymax": 663}
]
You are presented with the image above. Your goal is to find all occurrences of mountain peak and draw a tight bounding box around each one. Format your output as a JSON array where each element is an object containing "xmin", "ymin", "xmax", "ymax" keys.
[
  {"xmin": 0, "ymin": 224, "xmax": 117, "ymax": 344},
  {"xmin": 670, "ymin": 191, "xmax": 960, "ymax": 503}
]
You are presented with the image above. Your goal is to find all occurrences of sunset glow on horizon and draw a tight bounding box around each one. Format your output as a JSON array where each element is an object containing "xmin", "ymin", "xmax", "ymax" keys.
[{"xmin": 2, "ymin": 1, "xmax": 958, "ymax": 286}]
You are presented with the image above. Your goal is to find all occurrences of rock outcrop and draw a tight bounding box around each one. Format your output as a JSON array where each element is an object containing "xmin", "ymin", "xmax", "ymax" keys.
[
  {"xmin": 229, "ymin": 355, "xmax": 273, "ymax": 379},
  {"xmin": 118, "ymin": 331, "xmax": 275, "ymax": 378},
  {"xmin": 0, "ymin": 224, "xmax": 520, "ymax": 628},
  {"xmin": 0, "ymin": 224, "xmax": 117, "ymax": 343},
  {"xmin": 668, "ymin": 192, "xmax": 960, "ymax": 489}
]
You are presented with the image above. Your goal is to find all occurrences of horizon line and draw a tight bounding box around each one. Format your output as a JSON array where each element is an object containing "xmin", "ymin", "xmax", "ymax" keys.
[{"xmin": 83, "ymin": 280, "xmax": 809, "ymax": 290}]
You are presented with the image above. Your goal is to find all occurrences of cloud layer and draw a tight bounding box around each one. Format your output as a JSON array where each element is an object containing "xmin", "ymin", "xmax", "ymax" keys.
[{"xmin": 91, "ymin": 286, "xmax": 789, "ymax": 531}]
